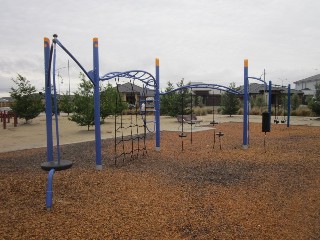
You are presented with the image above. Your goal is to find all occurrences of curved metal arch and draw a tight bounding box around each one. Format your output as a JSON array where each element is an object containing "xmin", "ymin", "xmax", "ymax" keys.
[
  {"xmin": 248, "ymin": 77, "xmax": 268, "ymax": 86},
  {"xmin": 100, "ymin": 70, "xmax": 157, "ymax": 88},
  {"xmin": 161, "ymin": 83, "xmax": 242, "ymax": 95},
  {"xmin": 248, "ymin": 76, "xmax": 268, "ymax": 89}
]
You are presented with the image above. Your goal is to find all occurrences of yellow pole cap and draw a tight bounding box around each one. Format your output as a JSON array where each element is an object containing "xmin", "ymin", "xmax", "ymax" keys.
[
  {"xmin": 93, "ymin": 38, "xmax": 98, "ymax": 47},
  {"xmin": 44, "ymin": 37, "xmax": 50, "ymax": 47},
  {"xmin": 244, "ymin": 59, "xmax": 248, "ymax": 67},
  {"xmin": 156, "ymin": 58, "xmax": 159, "ymax": 66}
]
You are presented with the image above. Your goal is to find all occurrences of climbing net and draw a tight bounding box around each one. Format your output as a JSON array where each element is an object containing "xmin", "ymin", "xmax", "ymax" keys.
[{"xmin": 113, "ymin": 77, "xmax": 155, "ymax": 165}]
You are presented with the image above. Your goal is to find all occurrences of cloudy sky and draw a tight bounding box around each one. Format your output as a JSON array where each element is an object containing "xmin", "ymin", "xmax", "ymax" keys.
[{"xmin": 1, "ymin": 0, "xmax": 320, "ymax": 97}]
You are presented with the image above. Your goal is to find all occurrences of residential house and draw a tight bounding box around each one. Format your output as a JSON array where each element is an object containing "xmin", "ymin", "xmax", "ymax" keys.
[
  {"xmin": 189, "ymin": 82, "xmax": 222, "ymax": 107},
  {"xmin": 116, "ymin": 82, "xmax": 155, "ymax": 108},
  {"xmin": 293, "ymin": 74, "xmax": 320, "ymax": 103},
  {"xmin": 238, "ymin": 83, "xmax": 303, "ymax": 107},
  {"xmin": 0, "ymin": 97, "xmax": 13, "ymax": 108}
]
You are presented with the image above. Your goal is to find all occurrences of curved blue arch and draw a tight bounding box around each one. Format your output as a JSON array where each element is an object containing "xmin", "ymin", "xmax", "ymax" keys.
[
  {"xmin": 248, "ymin": 76, "xmax": 268, "ymax": 90},
  {"xmin": 100, "ymin": 70, "xmax": 157, "ymax": 88},
  {"xmin": 160, "ymin": 83, "xmax": 242, "ymax": 95}
]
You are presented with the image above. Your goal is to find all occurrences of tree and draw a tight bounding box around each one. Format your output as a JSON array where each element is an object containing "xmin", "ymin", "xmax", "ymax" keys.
[
  {"xmin": 308, "ymin": 83, "xmax": 320, "ymax": 116},
  {"xmin": 59, "ymin": 92, "xmax": 74, "ymax": 116},
  {"xmin": 221, "ymin": 82, "xmax": 240, "ymax": 116},
  {"xmin": 100, "ymin": 83, "xmax": 126, "ymax": 120},
  {"xmin": 10, "ymin": 74, "xmax": 43, "ymax": 123},
  {"xmin": 160, "ymin": 81, "xmax": 178, "ymax": 116},
  {"xmin": 69, "ymin": 73, "xmax": 95, "ymax": 130},
  {"xmin": 160, "ymin": 79, "xmax": 191, "ymax": 117},
  {"xmin": 291, "ymin": 93, "xmax": 300, "ymax": 111}
]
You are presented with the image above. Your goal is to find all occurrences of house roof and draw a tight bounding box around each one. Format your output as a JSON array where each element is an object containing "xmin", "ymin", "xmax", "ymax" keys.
[
  {"xmin": 116, "ymin": 82, "xmax": 155, "ymax": 97},
  {"xmin": 238, "ymin": 83, "xmax": 302, "ymax": 94},
  {"xmin": 0, "ymin": 97, "xmax": 13, "ymax": 102},
  {"xmin": 293, "ymin": 74, "xmax": 320, "ymax": 84}
]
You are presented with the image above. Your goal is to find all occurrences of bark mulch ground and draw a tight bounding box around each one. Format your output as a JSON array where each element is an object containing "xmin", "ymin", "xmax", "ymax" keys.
[{"xmin": 0, "ymin": 122, "xmax": 319, "ymax": 239}]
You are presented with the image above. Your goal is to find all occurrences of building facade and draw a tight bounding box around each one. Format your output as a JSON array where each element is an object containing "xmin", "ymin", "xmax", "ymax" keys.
[{"xmin": 294, "ymin": 74, "xmax": 320, "ymax": 97}]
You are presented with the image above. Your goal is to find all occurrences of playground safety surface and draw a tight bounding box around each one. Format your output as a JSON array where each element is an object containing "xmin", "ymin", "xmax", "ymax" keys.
[{"xmin": 0, "ymin": 121, "xmax": 319, "ymax": 239}]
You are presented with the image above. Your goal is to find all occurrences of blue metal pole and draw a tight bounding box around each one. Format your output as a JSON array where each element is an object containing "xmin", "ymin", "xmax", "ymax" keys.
[
  {"xmin": 155, "ymin": 58, "xmax": 160, "ymax": 151},
  {"xmin": 268, "ymin": 81, "xmax": 272, "ymax": 115},
  {"xmin": 268, "ymin": 80, "xmax": 272, "ymax": 131},
  {"xmin": 287, "ymin": 84, "xmax": 291, "ymax": 127},
  {"xmin": 52, "ymin": 41, "xmax": 61, "ymax": 163},
  {"xmin": 44, "ymin": 38, "xmax": 53, "ymax": 162},
  {"xmin": 46, "ymin": 168, "xmax": 55, "ymax": 210},
  {"xmin": 243, "ymin": 59, "xmax": 249, "ymax": 149},
  {"xmin": 93, "ymin": 38, "xmax": 102, "ymax": 170}
]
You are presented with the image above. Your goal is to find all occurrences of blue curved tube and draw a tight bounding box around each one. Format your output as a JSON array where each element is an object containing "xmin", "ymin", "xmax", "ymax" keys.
[
  {"xmin": 46, "ymin": 168, "xmax": 55, "ymax": 210},
  {"xmin": 160, "ymin": 83, "xmax": 241, "ymax": 95}
]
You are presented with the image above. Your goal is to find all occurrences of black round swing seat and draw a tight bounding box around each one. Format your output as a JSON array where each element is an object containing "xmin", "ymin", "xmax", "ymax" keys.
[
  {"xmin": 179, "ymin": 133, "xmax": 187, "ymax": 138},
  {"xmin": 216, "ymin": 131, "xmax": 224, "ymax": 137},
  {"xmin": 41, "ymin": 160, "xmax": 73, "ymax": 171}
]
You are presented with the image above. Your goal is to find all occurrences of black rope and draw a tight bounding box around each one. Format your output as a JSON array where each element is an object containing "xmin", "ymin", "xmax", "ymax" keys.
[
  {"xmin": 179, "ymin": 93, "xmax": 187, "ymax": 151},
  {"xmin": 113, "ymin": 77, "xmax": 147, "ymax": 166}
]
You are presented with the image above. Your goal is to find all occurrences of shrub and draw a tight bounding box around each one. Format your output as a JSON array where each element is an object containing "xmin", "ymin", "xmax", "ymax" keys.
[
  {"xmin": 250, "ymin": 107, "xmax": 261, "ymax": 115},
  {"xmin": 193, "ymin": 106, "xmax": 207, "ymax": 116}
]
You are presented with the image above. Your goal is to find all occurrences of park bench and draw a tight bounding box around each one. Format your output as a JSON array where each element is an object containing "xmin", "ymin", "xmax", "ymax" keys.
[{"xmin": 177, "ymin": 114, "xmax": 203, "ymax": 129}]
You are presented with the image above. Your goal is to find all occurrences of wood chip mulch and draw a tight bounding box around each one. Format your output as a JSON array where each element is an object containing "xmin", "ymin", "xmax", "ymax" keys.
[{"xmin": 0, "ymin": 122, "xmax": 319, "ymax": 239}]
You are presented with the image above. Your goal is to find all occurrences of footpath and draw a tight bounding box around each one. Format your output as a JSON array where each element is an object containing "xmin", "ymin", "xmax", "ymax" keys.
[{"xmin": 1, "ymin": 113, "xmax": 319, "ymax": 153}]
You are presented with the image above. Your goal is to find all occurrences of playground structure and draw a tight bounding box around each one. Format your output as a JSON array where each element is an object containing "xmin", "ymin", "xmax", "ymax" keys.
[
  {"xmin": 0, "ymin": 110, "xmax": 18, "ymax": 129},
  {"xmin": 41, "ymin": 35, "xmax": 296, "ymax": 210},
  {"xmin": 110, "ymin": 77, "xmax": 156, "ymax": 165},
  {"xmin": 43, "ymin": 37, "xmax": 294, "ymax": 171},
  {"xmin": 42, "ymin": 35, "xmax": 160, "ymax": 172},
  {"xmin": 161, "ymin": 83, "xmax": 242, "ymax": 150},
  {"xmin": 44, "ymin": 35, "xmax": 296, "ymax": 170}
]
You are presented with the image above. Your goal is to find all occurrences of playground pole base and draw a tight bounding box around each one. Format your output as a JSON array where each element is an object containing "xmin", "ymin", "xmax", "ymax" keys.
[
  {"xmin": 41, "ymin": 160, "xmax": 73, "ymax": 171},
  {"xmin": 96, "ymin": 165, "xmax": 102, "ymax": 171},
  {"xmin": 242, "ymin": 145, "xmax": 249, "ymax": 150}
]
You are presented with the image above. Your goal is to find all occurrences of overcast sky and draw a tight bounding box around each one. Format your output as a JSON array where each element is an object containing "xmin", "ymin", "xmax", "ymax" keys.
[{"xmin": 1, "ymin": 0, "xmax": 320, "ymax": 97}]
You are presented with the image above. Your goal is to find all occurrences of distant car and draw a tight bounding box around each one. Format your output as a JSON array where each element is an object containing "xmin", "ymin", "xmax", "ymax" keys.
[
  {"xmin": 128, "ymin": 103, "xmax": 136, "ymax": 109},
  {"xmin": 0, "ymin": 107, "xmax": 12, "ymax": 112}
]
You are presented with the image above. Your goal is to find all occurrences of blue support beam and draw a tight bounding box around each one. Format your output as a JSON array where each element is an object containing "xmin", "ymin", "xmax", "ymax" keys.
[
  {"xmin": 287, "ymin": 84, "xmax": 291, "ymax": 127},
  {"xmin": 243, "ymin": 59, "xmax": 249, "ymax": 149},
  {"xmin": 155, "ymin": 59, "xmax": 160, "ymax": 151},
  {"xmin": 93, "ymin": 38, "xmax": 102, "ymax": 170},
  {"xmin": 268, "ymin": 80, "xmax": 272, "ymax": 131},
  {"xmin": 44, "ymin": 38, "xmax": 53, "ymax": 162}
]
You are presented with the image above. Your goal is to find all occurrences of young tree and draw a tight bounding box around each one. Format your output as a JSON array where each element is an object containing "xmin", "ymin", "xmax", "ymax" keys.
[
  {"xmin": 221, "ymin": 82, "xmax": 240, "ymax": 116},
  {"xmin": 160, "ymin": 79, "xmax": 191, "ymax": 117},
  {"xmin": 69, "ymin": 73, "xmax": 95, "ymax": 130},
  {"xmin": 59, "ymin": 92, "xmax": 74, "ymax": 116},
  {"xmin": 10, "ymin": 74, "xmax": 43, "ymax": 123},
  {"xmin": 100, "ymin": 83, "xmax": 126, "ymax": 121},
  {"xmin": 291, "ymin": 93, "xmax": 300, "ymax": 111},
  {"xmin": 160, "ymin": 81, "xmax": 177, "ymax": 116},
  {"xmin": 308, "ymin": 83, "xmax": 320, "ymax": 115}
]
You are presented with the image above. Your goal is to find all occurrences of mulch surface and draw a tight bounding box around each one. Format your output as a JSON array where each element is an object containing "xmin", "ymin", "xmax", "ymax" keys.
[{"xmin": 0, "ymin": 122, "xmax": 319, "ymax": 239}]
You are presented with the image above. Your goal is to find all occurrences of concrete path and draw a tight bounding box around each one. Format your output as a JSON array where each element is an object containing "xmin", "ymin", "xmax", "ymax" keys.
[{"xmin": 1, "ymin": 113, "xmax": 319, "ymax": 152}]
